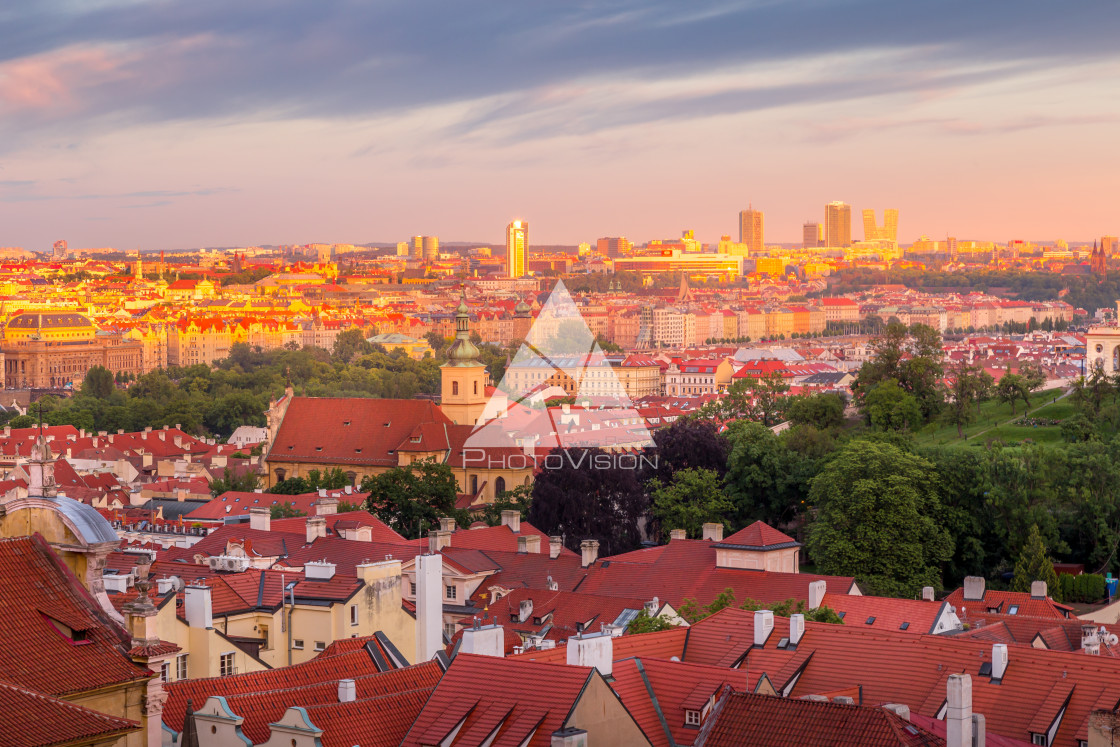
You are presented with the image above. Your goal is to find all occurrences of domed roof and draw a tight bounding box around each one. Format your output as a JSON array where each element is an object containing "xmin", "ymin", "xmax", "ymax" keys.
[{"xmin": 514, "ymin": 299, "xmax": 532, "ymax": 317}]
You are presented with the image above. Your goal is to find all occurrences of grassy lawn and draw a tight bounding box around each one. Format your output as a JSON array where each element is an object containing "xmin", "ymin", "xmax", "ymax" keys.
[{"xmin": 914, "ymin": 387, "xmax": 1067, "ymax": 447}]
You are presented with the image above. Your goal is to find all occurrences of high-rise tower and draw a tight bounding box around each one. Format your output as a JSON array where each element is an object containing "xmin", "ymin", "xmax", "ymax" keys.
[
  {"xmin": 803, "ymin": 222, "xmax": 822, "ymax": 249},
  {"xmin": 506, "ymin": 220, "xmax": 528, "ymax": 278},
  {"xmin": 738, "ymin": 208, "xmax": 764, "ymax": 255},
  {"xmin": 825, "ymin": 202, "xmax": 852, "ymax": 247},
  {"xmin": 863, "ymin": 209, "xmax": 899, "ymax": 243}
]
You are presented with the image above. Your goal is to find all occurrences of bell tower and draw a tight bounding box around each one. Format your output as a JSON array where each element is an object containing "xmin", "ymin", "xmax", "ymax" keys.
[{"xmin": 441, "ymin": 292, "xmax": 489, "ymax": 426}]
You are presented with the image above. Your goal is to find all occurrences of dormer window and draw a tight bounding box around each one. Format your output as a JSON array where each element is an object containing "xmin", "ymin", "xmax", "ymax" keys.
[{"xmin": 685, "ymin": 710, "xmax": 701, "ymax": 727}]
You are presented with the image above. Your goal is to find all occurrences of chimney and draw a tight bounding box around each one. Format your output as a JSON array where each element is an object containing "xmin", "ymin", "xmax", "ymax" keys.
[
  {"xmin": 518, "ymin": 599, "xmax": 534, "ymax": 623},
  {"xmin": 315, "ymin": 497, "xmax": 339, "ymax": 516},
  {"xmin": 248, "ymin": 507, "xmax": 270, "ymax": 532},
  {"xmin": 808, "ymin": 580, "xmax": 826, "ymax": 611},
  {"xmin": 306, "ymin": 516, "xmax": 327, "ymax": 543},
  {"xmin": 547, "ymin": 575, "xmax": 558, "ymax": 592},
  {"xmin": 518, "ymin": 535, "xmax": 541, "ymax": 554},
  {"xmin": 415, "ymin": 553, "xmax": 443, "ymax": 663},
  {"xmin": 580, "ymin": 539, "xmax": 599, "ymax": 568},
  {"xmin": 991, "ymin": 643, "xmax": 1008, "ymax": 681},
  {"xmin": 551, "ymin": 728, "xmax": 588, "ymax": 747},
  {"xmin": 963, "ymin": 576, "xmax": 985, "ymax": 601},
  {"xmin": 922, "ymin": 586, "xmax": 935, "ymax": 602},
  {"xmin": 549, "ymin": 537, "xmax": 563, "ymax": 559},
  {"xmin": 702, "ymin": 522, "xmax": 724, "ymax": 542},
  {"xmin": 644, "ymin": 596, "xmax": 660, "ymax": 615},
  {"xmin": 754, "ymin": 609, "xmax": 774, "ymax": 647},
  {"xmin": 946, "ymin": 674, "xmax": 973, "ymax": 747},
  {"xmin": 517, "ymin": 536, "xmax": 528, "ymax": 554},
  {"xmin": 439, "ymin": 517, "xmax": 456, "ymax": 533},
  {"xmin": 305, "ymin": 560, "xmax": 336, "ymax": 581},
  {"xmin": 1030, "ymin": 580, "xmax": 1047, "ymax": 599},
  {"xmin": 184, "ymin": 584, "xmax": 213, "ymax": 629},
  {"xmin": 318, "ymin": 488, "xmax": 327, "ymax": 498},
  {"xmin": 669, "ymin": 529, "xmax": 687, "ymax": 541},
  {"xmin": 501, "ymin": 510, "xmax": 520, "ymax": 533},
  {"xmin": 156, "ymin": 577, "xmax": 175, "ymax": 595},
  {"xmin": 337, "ymin": 679, "xmax": 356, "ymax": 703},
  {"xmin": 566, "ymin": 631, "xmax": 613, "ymax": 676},
  {"xmin": 789, "ymin": 613, "xmax": 805, "ymax": 646},
  {"xmin": 882, "ymin": 704, "xmax": 910, "ymax": 720},
  {"xmin": 461, "ymin": 623, "xmax": 505, "ymax": 657},
  {"xmin": 102, "ymin": 574, "xmax": 132, "ymax": 593},
  {"xmin": 429, "ymin": 530, "xmax": 452, "ymax": 553}
]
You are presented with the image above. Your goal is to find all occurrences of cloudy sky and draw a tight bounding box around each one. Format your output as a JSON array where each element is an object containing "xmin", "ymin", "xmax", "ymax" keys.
[{"xmin": 2, "ymin": 0, "xmax": 1119, "ymax": 250}]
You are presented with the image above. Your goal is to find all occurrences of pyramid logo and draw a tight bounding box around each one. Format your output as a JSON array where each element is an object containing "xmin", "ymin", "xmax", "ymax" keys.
[{"xmin": 463, "ymin": 280, "xmax": 655, "ymax": 466}]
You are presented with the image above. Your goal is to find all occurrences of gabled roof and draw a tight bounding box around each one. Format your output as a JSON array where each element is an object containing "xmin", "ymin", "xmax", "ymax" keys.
[
  {"xmin": 0, "ymin": 678, "xmax": 141, "ymax": 747},
  {"xmin": 696, "ymin": 690, "xmax": 943, "ymax": 746}
]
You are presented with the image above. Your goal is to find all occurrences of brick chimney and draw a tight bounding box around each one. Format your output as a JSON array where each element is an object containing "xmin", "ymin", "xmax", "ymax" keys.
[
  {"xmin": 248, "ymin": 507, "xmax": 270, "ymax": 532},
  {"xmin": 1030, "ymin": 580, "xmax": 1047, "ymax": 599},
  {"xmin": 549, "ymin": 536, "xmax": 563, "ymax": 559},
  {"xmin": 991, "ymin": 643, "xmax": 1008, "ymax": 681},
  {"xmin": 702, "ymin": 523, "xmax": 724, "ymax": 542},
  {"xmin": 338, "ymin": 679, "xmax": 356, "ymax": 703},
  {"xmin": 580, "ymin": 539, "xmax": 599, "ymax": 568},
  {"xmin": 306, "ymin": 516, "xmax": 327, "ymax": 543},
  {"xmin": 501, "ymin": 510, "xmax": 520, "ymax": 533},
  {"xmin": 963, "ymin": 576, "xmax": 985, "ymax": 601},
  {"xmin": 753, "ymin": 610, "xmax": 774, "ymax": 647},
  {"xmin": 315, "ymin": 497, "xmax": 339, "ymax": 516},
  {"xmin": 669, "ymin": 529, "xmax": 687, "ymax": 540},
  {"xmin": 429, "ymin": 529, "xmax": 451, "ymax": 553},
  {"xmin": 566, "ymin": 631, "xmax": 613, "ymax": 676},
  {"xmin": 184, "ymin": 584, "xmax": 213, "ymax": 629},
  {"xmin": 439, "ymin": 517, "xmax": 456, "ymax": 532},
  {"xmin": 945, "ymin": 674, "xmax": 972, "ymax": 747},
  {"xmin": 921, "ymin": 586, "xmax": 935, "ymax": 602},
  {"xmin": 517, "ymin": 535, "xmax": 541, "ymax": 554},
  {"xmin": 789, "ymin": 613, "xmax": 805, "ymax": 646},
  {"xmin": 461, "ymin": 622, "xmax": 505, "ymax": 657}
]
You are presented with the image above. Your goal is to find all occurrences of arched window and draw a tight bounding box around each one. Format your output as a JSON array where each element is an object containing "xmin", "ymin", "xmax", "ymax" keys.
[
  {"xmin": 473, "ymin": 381, "xmax": 478, "ymax": 395},
  {"xmin": 274, "ymin": 468, "xmax": 287, "ymax": 482},
  {"xmin": 470, "ymin": 475, "xmax": 478, "ymax": 494},
  {"xmin": 494, "ymin": 477, "xmax": 506, "ymax": 496},
  {"xmin": 452, "ymin": 381, "xmax": 459, "ymax": 396}
]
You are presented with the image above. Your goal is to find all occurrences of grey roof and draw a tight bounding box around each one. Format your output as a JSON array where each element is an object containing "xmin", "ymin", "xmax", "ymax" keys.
[
  {"xmin": 734, "ymin": 346, "xmax": 805, "ymax": 363},
  {"xmin": 801, "ymin": 372, "xmax": 851, "ymax": 385},
  {"xmin": 6, "ymin": 312, "xmax": 93, "ymax": 330},
  {"xmin": 141, "ymin": 498, "xmax": 209, "ymax": 521},
  {"xmin": 53, "ymin": 495, "xmax": 119, "ymax": 544}
]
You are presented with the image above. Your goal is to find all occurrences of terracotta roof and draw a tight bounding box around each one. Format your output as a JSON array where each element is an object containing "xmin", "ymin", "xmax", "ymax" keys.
[
  {"xmin": 944, "ymin": 587, "xmax": 1072, "ymax": 621},
  {"xmin": 697, "ymin": 690, "xmax": 943, "ymax": 746},
  {"xmin": 0, "ymin": 679, "xmax": 141, "ymax": 747},
  {"xmin": 0, "ymin": 535, "xmax": 150, "ymax": 697},
  {"xmin": 716, "ymin": 521, "xmax": 799, "ymax": 550}
]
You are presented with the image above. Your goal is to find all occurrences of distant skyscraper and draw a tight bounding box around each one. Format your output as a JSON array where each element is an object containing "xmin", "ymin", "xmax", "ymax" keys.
[
  {"xmin": 52, "ymin": 240, "xmax": 67, "ymax": 258},
  {"xmin": 825, "ymin": 202, "xmax": 852, "ymax": 247},
  {"xmin": 863, "ymin": 208, "xmax": 899, "ymax": 243},
  {"xmin": 506, "ymin": 220, "xmax": 528, "ymax": 278},
  {"xmin": 738, "ymin": 208, "xmax": 764, "ymax": 255},
  {"xmin": 411, "ymin": 236, "xmax": 424, "ymax": 259},
  {"xmin": 422, "ymin": 236, "xmax": 439, "ymax": 261},
  {"xmin": 1103, "ymin": 236, "xmax": 1118, "ymax": 257},
  {"xmin": 803, "ymin": 222, "xmax": 822, "ymax": 249},
  {"xmin": 596, "ymin": 237, "xmax": 631, "ymax": 258}
]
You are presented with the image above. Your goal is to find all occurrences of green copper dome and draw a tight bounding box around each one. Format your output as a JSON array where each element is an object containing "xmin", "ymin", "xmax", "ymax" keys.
[{"xmin": 445, "ymin": 292, "xmax": 481, "ymax": 366}]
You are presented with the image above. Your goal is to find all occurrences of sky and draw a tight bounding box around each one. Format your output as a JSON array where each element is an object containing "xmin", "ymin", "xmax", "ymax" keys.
[{"xmin": 1, "ymin": 0, "xmax": 1119, "ymax": 251}]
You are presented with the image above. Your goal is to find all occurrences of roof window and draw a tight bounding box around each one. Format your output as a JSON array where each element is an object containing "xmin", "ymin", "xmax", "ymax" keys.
[
  {"xmin": 899, "ymin": 622, "xmax": 910, "ymax": 631},
  {"xmin": 865, "ymin": 616, "xmax": 876, "ymax": 625}
]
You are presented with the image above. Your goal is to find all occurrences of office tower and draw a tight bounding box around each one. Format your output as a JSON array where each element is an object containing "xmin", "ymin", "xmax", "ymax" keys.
[
  {"xmin": 1103, "ymin": 236, "xmax": 1118, "ymax": 257},
  {"xmin": 506, "ymin": 220, "xmax": 528, "ymax": 278},
  {"xmin": 738, "ymin": 207, "xmax": 764, "ymax": 255},
  {"xmin": 411, "ymin": 236, "xmax": 424, "ymax": 259},
  {"xmin": 423, "ymin": 236, "xmax": 439, "ymax": 261},
  {"xmin": 596, "ymin": 237, "xmax": 631, "ymax": 258},
  {"xmin": 825, "ymin": 201, "xmax": 852, "ymax": 247},
  {"xmin": 803, "ymin": 222, "xmax": 821, "ymax": 249},
  {"xmin": 863, "ymin": 208, "xmax": 899, "ymax": 243},
  {"xmin": 52, "ymin": 240, "xmax": 67, "ymax": 258}
]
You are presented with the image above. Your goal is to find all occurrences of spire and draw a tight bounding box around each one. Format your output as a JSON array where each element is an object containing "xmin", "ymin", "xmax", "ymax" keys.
[
  {"xmin": 446, "ymin": 289, "xmax": 481, "ymax": 366},
  {"xmin": 677, "ymin": 273, "xmax": 694, "ymax": 304}
]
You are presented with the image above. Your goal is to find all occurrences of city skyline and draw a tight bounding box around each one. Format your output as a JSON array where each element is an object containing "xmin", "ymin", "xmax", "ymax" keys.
[{"xmin": 1, "ymin": 2, "xmax": 1119, "ymax": 250}]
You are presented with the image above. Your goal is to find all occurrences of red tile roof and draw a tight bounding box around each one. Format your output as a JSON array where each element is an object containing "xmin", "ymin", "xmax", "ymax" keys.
[
  {"xmin": 697, "ymin": 690, "xmax": 943, "ymax": 746},
  {"xmin": 0, "ymin": 679, "xmax": 141, "ymax": 747},
  {"xmin": 0, "ymin": 535, "xmax": 151, "ymax": 697},
  {"xmin": 716, "ymin": 521, "xmax": 799, "ymax": 549},
  {"xmin": 944, "ymin": 587, "xmax": 1072, "ymax": 621}
]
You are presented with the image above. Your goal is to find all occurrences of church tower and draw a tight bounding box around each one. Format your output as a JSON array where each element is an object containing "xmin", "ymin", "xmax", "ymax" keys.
[{"xmin": 441, "ymin": 292, "xmax": 489, "ymax": 426}]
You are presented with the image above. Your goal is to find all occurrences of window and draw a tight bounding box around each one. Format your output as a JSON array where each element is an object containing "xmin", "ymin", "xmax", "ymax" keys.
[
  {"xmin": 452, "ymin": 381, "xmax": 459, "ymax": 395},
  {"xmin": 293, "ymin": 639, "xmax": 305, "ymax": 650},
  {"xmin": 1031, "ymin": 735, "xmax": 1046, "ymax": 746},
  {"xmin": 410, "ymin": 582, "xmax": 417, "ymax": 596},
  {"xmin": 473, "ymin": 381, "xmax": 478, "ymax": 395},
  {"xmin": 685, "ymin": 710, "xmax": 701, "ymax": 727},
  {"xmin": 494, "ymin": 477, "xmax": 506, "ymax": 495},
  {"xmin": 176, "ymin": 654, "xmax": 188, "ymax": 680},
  {"xmin": 444, "ymin": 622, "xmax": 457, "ymax": 638},
  {"xmin": 259, "ymin": 624, "xmax": 270, "ymax": 650},
  {"xmin": 899, "ymin": 622, "xmax": 910, "ymax": 631},
  {"xmin": 446, "ymin": 585, "xmax": 457, "ymax": 600},
  {"xmin": 1008, "ymin": 605, "xmax": 1020, "ymax": 615},
  {"xmin": 350, "ymin": 605, "xmax": 359, "ymax": 626},
  {"xmin": 314, "ymin": 641, "xmax": 326, "ymax": 651},
  {"xmin": 470, "ymin": 475, "xmax": 478, "ymax": 494},
  {"xmin": 160, "ymin": 662, "xmax": 171, "ymax": 683},
  {"xmin": 219, "ymin": 653, "xmax": 235, "ymax": 677}
]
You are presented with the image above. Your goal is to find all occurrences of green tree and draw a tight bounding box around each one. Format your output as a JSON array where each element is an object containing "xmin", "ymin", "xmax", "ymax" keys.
[
  {"xmin": 270, "ymin": 502, "xmax": 306, "ymax": 519},
  {"xmin": 944, "ymin": 361, "xmax": 987, "ymax": 438},
  {"xmin": 648, "ymin": 468, "xmax": 733, "ymax": 541},
  {"xmin": 625, "ymin": 608, "xmax": 678, "ymax": 634},
  {"xmin": 80, "ymin": 366, "xmax": 115, "ymax": 399},
  {"xmin": 361, "ymin": 459, "xmax": 467, "ymax": 537},
  {"xmin": 208, "ymin": 467, "xmax": 261, "ymax": 497},
  {"xmin": 1010, "ymin": 525, "xmax": 1062, "ymax": 601},
  {"xmin": 864, "ymin": 379, "xmax": 922, "ymax": 432},
  {"xmin": 996, "ymin": 372, "xmax": 1030, "ymax": 416},
  {"xmin": 332, "ymin": 328, "xmax": 374, "ymax": 363},
  {"xmin": 480, "ymin": 484, "xmax": 533, "ymax": 527},
  {"xmin": 785, "ymin": 392, "xmax": 846, "ymax": 430},
  {"xmin": 723, "ymin": 421, "xmax": 806, "ymax": 526},
  {"xmin": 806, "ymin": 439, "xmax": 953, "ymax": 597}
]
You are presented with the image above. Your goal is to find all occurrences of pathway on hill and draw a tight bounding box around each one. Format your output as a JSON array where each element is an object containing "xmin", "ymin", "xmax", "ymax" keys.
[{"xmin": 965, "ymin": 386, "xmax": 1071, "ymax": 442}]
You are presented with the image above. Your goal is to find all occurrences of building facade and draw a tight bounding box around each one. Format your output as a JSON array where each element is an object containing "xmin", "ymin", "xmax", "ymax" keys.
[{"xmin": 506, "ymin": 220, "xmax": 528, "ymax": 278}]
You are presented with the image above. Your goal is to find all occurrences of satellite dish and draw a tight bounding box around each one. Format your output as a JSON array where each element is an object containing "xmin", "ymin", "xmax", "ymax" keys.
[{"xmin": 170, "ymin": 576, "xmax": 184, "ymax": 592}]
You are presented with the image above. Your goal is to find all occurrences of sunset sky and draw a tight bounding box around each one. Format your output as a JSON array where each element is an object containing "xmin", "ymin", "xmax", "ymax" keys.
[{"xmin": 2, "ymin": 0, "xmax": 1119, "ymax": 250}]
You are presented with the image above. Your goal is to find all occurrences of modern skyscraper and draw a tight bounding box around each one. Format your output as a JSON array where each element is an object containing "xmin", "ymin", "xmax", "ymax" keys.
[
  {"xmin": 596, "ymin": 237, "xmax": 631, "ymax": 258},
  {"xmin": 411, "ymin": 236, "xmax": 424, "ymax": 259},
  {"xmin": 1103, "ymin": 236, "xmax": 1118, "ymax": 257},
  {"xmin": 422, "ymin": 236, "xmax": 439, "ymax": 261},
  {"xmin": 506, "ymin": 220, "xmax": 528, "ymax": 278},
  {"xmin": 825, "ymin": 202, "xmax": 852, "ymax": 247},
  {"xmin": 738, "ymin": 208, "xmax": 764, "ymax": 255},
  {"xmin": 863, "ymin": 209, "xmax": 899, "ymax": 243},
  {"xmin": 803, "ymin": 222, "xmax": 822, "ymax": 249}
]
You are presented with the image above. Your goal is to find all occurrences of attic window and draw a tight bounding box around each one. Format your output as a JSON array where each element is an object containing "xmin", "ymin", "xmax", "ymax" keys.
[
  {"xmin": 837, "ymin": 611, "xmax": 846, "ymax": 620},
  {"xmin": 1008, "ymin": 605, "xmax": 1019, "ymax": 615},
  {"xmin": 777, "ymin": 637, "xmax": 790, "ymax": 649},
  {"xmin": 410, "ymin": 436, "xmax": 421, "ymax": 443},
  {"xmin": 865, "ymin": 616, "xmax": 876, "ymax": 625},
  {"xmin": 685, "ymin": 710, "xmax": 701, "ymax": 727},
  {"xmin": 355, "ymin": 448, "xmax": 362, "ymax": 453},
  {"xmin": 316, "ymin": 447, "xmax": 323, "ymax": 451},
  {"xmin": 343, "ymin": 421, "xmax": 351, "ymax": 426},
  {"xmin": 899, "ymin": 622, "xmax": 910, "ymax": 631}
]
